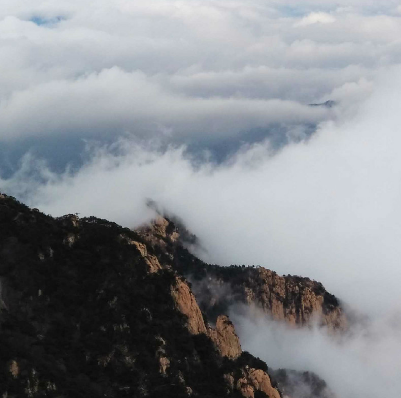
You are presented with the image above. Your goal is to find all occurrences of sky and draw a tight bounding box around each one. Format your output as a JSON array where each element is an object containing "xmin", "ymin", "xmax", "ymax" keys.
[{"xmin": 1, "ymin": 1, "xmax": 401, "ymax": 397}]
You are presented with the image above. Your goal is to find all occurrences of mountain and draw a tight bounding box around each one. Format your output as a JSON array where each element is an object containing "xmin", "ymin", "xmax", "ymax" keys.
[
  {"xmin": 138, "ymin": 216, "xmax": 347, "ymax": 330},
  {"xmin": 0, "ymin": 193, "xmax": 344, "ymax": 398},
  {"xmin": 308, "ymin": 100, "xmax": 336, "ymax": 108}
]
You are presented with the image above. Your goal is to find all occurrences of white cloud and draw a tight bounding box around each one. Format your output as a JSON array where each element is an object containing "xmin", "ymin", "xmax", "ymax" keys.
[
  {"xmin": 295, "ymin": 12, "xmax": 336, "ymax": 27},
  {"xmin": 0, "ymin": 0, "xmax": 400, "ymax": 145},
  {"xmin": 3, "ymin": 66, "xmax": 401, "ymax": 316},
  {"xmin": 2, "ymin": 2, "xmax": 401, "ymax": 395},
  {"xmin": 0, "ymin": 67, "xmax": 328, "ymax": 141},
  {"xmin": 232, "ymin": 306, "xmax": 401, "ymax": 398}
]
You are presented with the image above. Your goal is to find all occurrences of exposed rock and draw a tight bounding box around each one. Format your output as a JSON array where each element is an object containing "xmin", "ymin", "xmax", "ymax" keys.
[
  {"xmin": 235, "ymin": 367, "xmax": 281, "ymax": 398},
  {"xmin": 238, "ymin": 267, "xmax": 347, "ymax": 330},
  {"xmin": 63, "ymin": 233, "xmax": 78, "ymax": 247},
  {"xmin": 130, "ymin": 240, "xmax": 162, "ymax": 273},
  {"xmin": 247, "ymin": 368, "xmax": 281, "ymax": 398},
  {"xmin": 137, "ymin": 215, "xmax": 348, "ymax": 331},
  {"xmin": 224, "ymin": 373, "xmax": 235, "ymax": 389},
  {"xmin": 137, "ymin": 216, "xmax": 177, "ymax": 249},
  {"xmin": 208, "ymin": 315, "xmax": 242, "ymax": 359},
  {"xmin": 138, "ymin": 213, "xmax": 198, "ymax": 249},
  {"xmin": 158, "ymin": 356, "xmax": 170, "ymax": 375},
  {"xmin": 185, "ymin": 262, "xmax": 346, "ymax": 330},
  {"xmin": 151, "ymin": 216, "xmax": 180, "ymax": 242},
  {"xmin": 155, "ymin": 336, "xmax": 170, "ymax": 375},
  {"xmin": 171, "ymin": 277, "xmax": 207, "ymax": 335},
  {"xmin": 237, "ymin": 377, "xmax": 255, "ymax": 398},
  {"xmin": 8, "ymin": 360, "xmax": 19, "ymax": 379},
  {"xmin": 58, "ymin": 214, "xmax": 80, "ymax": 229}
]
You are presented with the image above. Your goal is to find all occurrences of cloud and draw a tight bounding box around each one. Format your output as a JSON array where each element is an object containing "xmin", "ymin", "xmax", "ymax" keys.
[
  {"xmin": 2, "ymin": 66, "xmax": 401, "ymax": 316},
  {"xmin": 0, "ymin": 67, "xmax": 328, "ymax": 141},
  {"xmin": 2, "ymin": 2, "xmax": 401, "ymax": 395},
  {"xmin": 295, "ymin": 12, "xmax": 336, "ymax": 27},
  {"xmin": 232, "ymin": 305, "xmax": 401, "ymax": 398},
  {"xmin": 271, "ymin": 0, "xmax": 400, "ymax": 12},
  {"xmin": 0, "ymin": 0, "xmax": 400, "ymax": 152}
]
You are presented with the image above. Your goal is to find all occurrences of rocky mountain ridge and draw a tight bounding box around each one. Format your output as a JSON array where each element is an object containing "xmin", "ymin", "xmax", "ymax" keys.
[
  {"xmin": 0, "ymin": 193, "xmax": 342, "ymax": 398},
  {"xmin": 137, "ymin": 216, "xmax": 347, "ymax": 330},
  {"xmin": 0, "ymin": 193, "xmax": 281, "ymax": 398}
]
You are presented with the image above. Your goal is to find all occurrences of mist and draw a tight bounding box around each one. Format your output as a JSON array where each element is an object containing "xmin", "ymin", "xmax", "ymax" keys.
[
  {"xmin": 3, "ymin": 66, "xmax": 400, "ymax": 314},
  {"xmin": 1, "ymin": 1, "xmax": 401, "ymax": 397},
  {"xmin": 231, "ymin": 305, "xmax": 401, "ymax": 398},
  {"xmin": 3, "ymin": 66, "xmax": 401, "ymax": 397}
]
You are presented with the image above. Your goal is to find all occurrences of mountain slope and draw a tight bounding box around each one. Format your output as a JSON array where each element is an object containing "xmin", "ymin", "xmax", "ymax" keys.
[{"xmin": 0, "ymin": 193, "xmax": 281, "ymax": 398}]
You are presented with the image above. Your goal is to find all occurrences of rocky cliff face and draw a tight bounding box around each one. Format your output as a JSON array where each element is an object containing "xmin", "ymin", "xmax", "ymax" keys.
[
  {"xmin": 190, "ymin": 267, "xmax": 346, "ymax": 330},
  {"xmin": 208, "ymin": 316, "xmax": 242, "ymax": 360},
  {"xmin": 0, "ymin": 194, "xmax": 281, "ymax": 398},
  {"xmin": 171, "ymin": 277, "xmax": 207, "ymax": 335},
  {"xmin": 138, "ymin": 216, "xmax": 347, "ymax": 331}
]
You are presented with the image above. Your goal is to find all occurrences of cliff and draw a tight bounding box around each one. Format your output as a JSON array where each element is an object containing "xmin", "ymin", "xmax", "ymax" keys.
[
  {"xmin": 0, "ymin": 193, "xmax": 280, "ymax": 398},
  {"xmin": 138, "ymin": 216, "xmax": 347, "ymax": 330}
]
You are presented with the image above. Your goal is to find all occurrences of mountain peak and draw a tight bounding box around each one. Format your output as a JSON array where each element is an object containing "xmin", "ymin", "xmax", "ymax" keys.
[{"xmin": 0, "ymin": 195, "xmax": 289, "ymax": 398}]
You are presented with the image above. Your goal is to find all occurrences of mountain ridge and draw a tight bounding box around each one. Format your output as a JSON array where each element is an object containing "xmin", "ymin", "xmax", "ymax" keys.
[
  {"xmin": 0, "ymin": 193, "xmax": 342, "ymax": 398},
  {"xmin": 138, "ymin": 215, "xmax": 347, "ymax": 330}
]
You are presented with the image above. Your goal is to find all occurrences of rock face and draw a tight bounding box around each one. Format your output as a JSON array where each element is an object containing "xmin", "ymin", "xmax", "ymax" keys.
[
  {"xmin": 197, "ymin": 266, "xmax": 347, "ymax": 330},
  {"xmin": 209, "ymin": 315, "xmax": 242, "ymax": 359},
  {"xmin": 129, "ymin": 240, "xmax": 162, "ymax": 273},
  {"xmin": 171, "ymin": 277, "xmax": 207, "ymax": 335},
  {"xmin": 139, "ymin": 216, "xmax": 347, "ymax": 331},
  {"xmin": 0, "ymin": 194, "xmax": 281, "ymax": 398},
  {"xmin": 238, "ymin": 368, "xmax": 281, "ymax": 398}
]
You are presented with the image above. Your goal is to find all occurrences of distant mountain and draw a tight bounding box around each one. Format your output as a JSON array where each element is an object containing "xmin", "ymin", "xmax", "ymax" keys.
[
  {"xmin": 0, "ymin": 193, "xmax": 343, "ymax": 398},
  {"xmin": 308, "ymin": 100, "xmax": 336, "ymax": 108}
]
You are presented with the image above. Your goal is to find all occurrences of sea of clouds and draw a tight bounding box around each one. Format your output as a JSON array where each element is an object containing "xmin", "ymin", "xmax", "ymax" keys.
[{"xmin": 1, "ymin": 1, "xmax": 401, "ymax": 397}]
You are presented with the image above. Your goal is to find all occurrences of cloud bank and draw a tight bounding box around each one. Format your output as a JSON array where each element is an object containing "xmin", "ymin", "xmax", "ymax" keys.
[
  {"xmin": 0, "ymin": 0, "xmax": 400, "ymax": 156},
  {"xmin": 2, "ymin": 2, "xmax": 401, "ymax": 397},
  {"xmin": 232, "ymin": 306, "xmax": 401, "ymax": 398},
  {"xmin": 2, "ymin": 66, "xmax": 401, "ymax": 317}
]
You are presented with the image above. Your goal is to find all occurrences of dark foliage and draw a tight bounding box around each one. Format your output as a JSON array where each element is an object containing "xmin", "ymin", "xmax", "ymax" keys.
[{"xmin": 0, "ymin": 193, "xmax": 256, "ymax": 398}]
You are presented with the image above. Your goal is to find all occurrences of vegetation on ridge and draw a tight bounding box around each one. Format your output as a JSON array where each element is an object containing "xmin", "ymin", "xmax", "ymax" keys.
[{"xmin": 0, "ymin": 193, "xmax": 277, "ymax": 398}]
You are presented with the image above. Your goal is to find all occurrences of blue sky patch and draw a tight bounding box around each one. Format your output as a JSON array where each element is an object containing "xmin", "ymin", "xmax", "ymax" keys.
[
  {"xmin": 276, "ymin": 6, "xmax": 307, "ymax": 17},
  {"xmin": 30, "ymin": 16, "xmax": 65, "ymax": 26}
]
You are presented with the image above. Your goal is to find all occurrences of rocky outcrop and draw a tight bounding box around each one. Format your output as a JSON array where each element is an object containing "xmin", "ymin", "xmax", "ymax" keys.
[
  {"xmin": 209, "ymin": 315, "xmax": 242, "ymax": 359},
  {"xmin": 139, "ymin": 216, "xmax": 348, "ymax": 331},
  {"xmin": 237, "ymin": 368, "xmax": 281, "ymax": 398},
  {"xmin": 239, "ymin": 267, "xmax": 347, "ymax": 330},
  {"xmin": 137, "ymin": 216, "xmax": 181, "ymax": 252},
  {"xmin": 171, "ymin": 277, "xmax": 207, "ymax": 335},
  {"xmin": 189, "ymin": 267, "xmax": 347, "ymax": 330},
  {"xmin": 130, "ymin": 240, "xmax": 162, "ymax": 273}
]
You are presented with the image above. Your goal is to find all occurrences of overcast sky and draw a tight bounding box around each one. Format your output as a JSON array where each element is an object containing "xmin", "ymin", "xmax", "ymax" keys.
[
  {"xmin": 1, "ymin": 0, "xmax": 400, "ymax": 154},
  {"xmin": 1, "ymin": 2, "xmax": 401, "ymax": 397}
]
